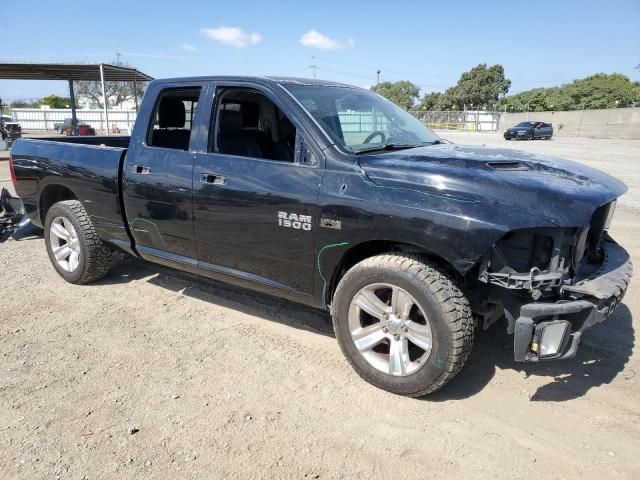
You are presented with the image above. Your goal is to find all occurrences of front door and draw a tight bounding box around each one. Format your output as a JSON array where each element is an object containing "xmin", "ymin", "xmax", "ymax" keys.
[{"xmin": 193, "ymin": 84, "xmax": 322, "ymax": 297}]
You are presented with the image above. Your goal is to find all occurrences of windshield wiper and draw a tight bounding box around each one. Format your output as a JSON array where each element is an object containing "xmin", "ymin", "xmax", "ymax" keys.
[
  {"xmin": 421, "ymin": 139, "xmax": 447, "ymax": 145},
  {"xmin": 354, "ymin": 143, "xmax": 421, "ymax": 155}
]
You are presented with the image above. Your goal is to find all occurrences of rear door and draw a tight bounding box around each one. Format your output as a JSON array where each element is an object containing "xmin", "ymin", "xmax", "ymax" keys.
[
  {"xmin": 123, "ymin": 83, "xmax": 207, "ymax": 261},
  {"xmin": 192, "ymin": 82, "xmax": 323, "ymax": 297}
]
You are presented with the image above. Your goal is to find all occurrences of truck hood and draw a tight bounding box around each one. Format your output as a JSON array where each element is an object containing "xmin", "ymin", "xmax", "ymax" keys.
[{"xmin": 357, "ymin": 143, "xmax": 627, "ymax": 227}]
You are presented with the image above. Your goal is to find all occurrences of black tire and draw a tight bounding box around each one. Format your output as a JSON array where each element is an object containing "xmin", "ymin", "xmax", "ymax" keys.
[
  {"xmin": 527, "ymin": 131, "xmax": 534, "ymax": 140},
  {"xmin": 332, "ymin": 254, "xmax": 474, "ymax": 397},
  {"xmin": 44, "ymin": 200, "xmax": 112, "ymax": 284}
]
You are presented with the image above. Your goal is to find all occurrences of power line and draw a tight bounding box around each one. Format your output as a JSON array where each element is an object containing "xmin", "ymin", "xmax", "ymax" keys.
[
  {"xmin": 309, "ymin": 56, "xmax": 317, "ymax": 78},
  {"xmin": 313, "ymin": 55, "xmax": 582, "ymax": 89},
  {"xmin": 314, "ymin": 56, "xmax": 456, "ymax": 80}
]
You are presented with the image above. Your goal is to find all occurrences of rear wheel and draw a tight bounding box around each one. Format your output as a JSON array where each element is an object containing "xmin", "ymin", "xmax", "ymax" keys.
[
  {"xmin": 332, "ymin": 254, "xmax": 474, "ymax": 397},
  {"xmin": 44, "ymin": 200, "xmax": 112, "ymax": 284}
]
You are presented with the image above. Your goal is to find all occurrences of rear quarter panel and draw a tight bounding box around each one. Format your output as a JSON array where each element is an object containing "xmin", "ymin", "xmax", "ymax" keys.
[{"xmin": 10, "ymin": 138, "xmax": 129, "ymax": 245}]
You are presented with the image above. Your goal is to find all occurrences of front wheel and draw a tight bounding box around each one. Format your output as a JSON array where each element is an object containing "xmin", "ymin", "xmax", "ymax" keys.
[
  {"xmin": 332, "ymin": 254, "xmax": 474, "ymax": 397},
  {"xmin": 44, "ymin": 200, "xmax": 113, "ymax": 284}
]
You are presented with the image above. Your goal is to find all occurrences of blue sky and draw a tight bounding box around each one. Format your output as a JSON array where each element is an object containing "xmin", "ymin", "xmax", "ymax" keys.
[{"xmin": 2, "ymin": 0, "xmax": 639, "ymax": 101}]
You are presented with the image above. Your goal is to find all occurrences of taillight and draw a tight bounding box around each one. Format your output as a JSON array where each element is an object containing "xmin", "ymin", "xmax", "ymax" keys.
[{"xmin": 9, "ymin": 154, "xmax": 16, "ymax": 187}]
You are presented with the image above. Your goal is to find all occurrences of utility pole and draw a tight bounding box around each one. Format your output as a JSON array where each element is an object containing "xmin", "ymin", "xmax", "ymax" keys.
[
  {"xmin": 309, "ymin": 56, "xmax": 317, "ymax": 79},
  {"xmin": 376, "ymin": 69, "xmax": 381, "ymax": 85},
  {"xmin": 116, "ymin": 51, "xmax": 122, "ymax": 65}
]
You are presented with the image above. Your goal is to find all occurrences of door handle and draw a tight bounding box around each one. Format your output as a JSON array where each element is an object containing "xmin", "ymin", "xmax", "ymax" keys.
[
  {"xmin": 133, "ymin": 165, "xmax": 151, "ymax": 175},
  {"xmin": 200, "ymin": 173, "xmax": 227, "ymax": 185}
]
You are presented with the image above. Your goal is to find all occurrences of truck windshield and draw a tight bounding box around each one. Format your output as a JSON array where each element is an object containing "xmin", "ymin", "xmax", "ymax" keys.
[{"xmin": 284, "ymin": 84, "xmax": 440, "ymax": 153}]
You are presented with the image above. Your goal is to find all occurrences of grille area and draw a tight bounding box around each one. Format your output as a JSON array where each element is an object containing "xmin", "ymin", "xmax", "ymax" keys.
[{"xmin": 486, "ymin": 161, "xmax": 528, "ymax": 171}]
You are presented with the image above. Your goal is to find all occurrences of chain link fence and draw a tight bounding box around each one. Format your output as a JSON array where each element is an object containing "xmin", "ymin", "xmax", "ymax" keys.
[{"xmin": 409, "ymin": 110, "xmax": 501, "ymax": 132}]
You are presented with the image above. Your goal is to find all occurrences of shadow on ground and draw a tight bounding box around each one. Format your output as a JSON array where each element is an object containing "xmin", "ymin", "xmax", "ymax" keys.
[
  {"xmin": 98, "ymin": 256, "xmax": 634, "ymax": 402},
  {"xmin": 96, "ymin": 256, "xmax": 334, "ymax": 336},
  {"xmin": 429, "ymin": 303, "xmax": 634, "ymax": 402}
]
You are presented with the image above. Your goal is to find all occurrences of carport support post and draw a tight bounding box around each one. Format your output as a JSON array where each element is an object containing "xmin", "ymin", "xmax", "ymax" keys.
[
  {"xmin": 133, "ymin": 70, "xmax": 139, "ymax": 112},
  {"xmin": 68, "ymin": 77, "xmax": 77, "ymax": 135},
  {"xmin": 99, "ymin": 64, "xmax": 110, "ymax": 136}
]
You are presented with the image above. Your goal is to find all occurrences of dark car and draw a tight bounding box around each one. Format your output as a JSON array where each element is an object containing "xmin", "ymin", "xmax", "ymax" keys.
[
  {"xmin": 504, "ymin": 121, "xmax": 553, "ymax": 140},
  {"xmin": 2, "ymin": 76, "xmax": 631, "ymax": 397}
]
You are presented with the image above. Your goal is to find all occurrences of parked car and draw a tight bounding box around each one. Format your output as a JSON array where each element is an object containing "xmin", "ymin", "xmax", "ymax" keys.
[
  {"xmin": 0, "ymin": 115, "xmax": 22, "ymax": 148},
  {"xmin": 504, "ymin": 121, "xmax": 553, "ymax": 140},
  {"xmin": 2, "ymin": 76, "xmax": 631, "ymax": 397},
  {"xmin": 54, "ymin": 118, "xmax": 95, "ymax": 135}
]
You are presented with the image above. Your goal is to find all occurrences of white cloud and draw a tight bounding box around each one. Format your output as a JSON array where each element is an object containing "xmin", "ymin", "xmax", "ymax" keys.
[
  {"xmin": 179, "ymin": 43, "xmax": 198, "ymax": 52},
  {"xmin": 299, "ymin": 30, "xmax": 354, "ymax": 50},
  {"xmin": 200, "ymin": 27, "xmax": 262, "ymax": 48}
]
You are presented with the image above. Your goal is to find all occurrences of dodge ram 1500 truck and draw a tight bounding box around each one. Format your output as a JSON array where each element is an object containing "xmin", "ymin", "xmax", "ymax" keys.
[{"xmin": 2, "ymin": 76, "xmax": 632, "ymax": 396}]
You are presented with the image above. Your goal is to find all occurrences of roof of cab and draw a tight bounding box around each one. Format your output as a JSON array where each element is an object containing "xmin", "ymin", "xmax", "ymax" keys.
[{"xmin": 149, "ymin": 75, "xmax": 358, "ymax": 89}]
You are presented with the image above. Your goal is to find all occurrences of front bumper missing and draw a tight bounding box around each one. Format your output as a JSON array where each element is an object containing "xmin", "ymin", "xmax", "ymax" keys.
[{"xmin": 513, "ymin": 239, "xmax": 632, "ymax": 362}]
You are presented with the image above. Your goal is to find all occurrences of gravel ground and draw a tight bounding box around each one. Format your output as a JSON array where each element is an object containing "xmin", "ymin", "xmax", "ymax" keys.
[{"xmin": 1, "ymin": 134, "xmax": 639, "ymax": 479}]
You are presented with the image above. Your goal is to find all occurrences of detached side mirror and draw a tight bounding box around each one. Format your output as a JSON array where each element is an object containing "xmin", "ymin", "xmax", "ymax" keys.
[{"xmin": 294, "ymin": 131, "xmax": 318, "ymax": 167}]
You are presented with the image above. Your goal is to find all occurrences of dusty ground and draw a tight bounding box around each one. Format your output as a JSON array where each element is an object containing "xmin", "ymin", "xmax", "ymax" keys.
[{"xmin": 1, "ymin": 134, "xmax": 639, "ymax": 479}]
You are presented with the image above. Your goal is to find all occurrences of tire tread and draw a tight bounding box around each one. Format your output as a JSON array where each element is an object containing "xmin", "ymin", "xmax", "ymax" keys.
[
  {"xmin": 48, "ymin": 200, "xmax": 112, "ymax": 284},
  {"xmin": 332, "ymin": 253, "xmax": 474, "ymax": 397}
]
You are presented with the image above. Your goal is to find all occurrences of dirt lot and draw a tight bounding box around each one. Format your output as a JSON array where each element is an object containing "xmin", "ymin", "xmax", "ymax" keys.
[{"xmin": 1, "ymin": 134, "xmax": 639, "ymax": 479}]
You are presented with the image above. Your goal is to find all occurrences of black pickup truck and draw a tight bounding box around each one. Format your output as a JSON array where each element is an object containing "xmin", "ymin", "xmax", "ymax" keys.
[{"xmin": 2, "ymin": 76, "xmax": 632, "ymax": 397}]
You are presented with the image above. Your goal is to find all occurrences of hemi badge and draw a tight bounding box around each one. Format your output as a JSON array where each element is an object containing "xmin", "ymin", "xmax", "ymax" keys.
[{"xmin": 320, "ymin": 218, "xmax": 342, "ymax": 230}]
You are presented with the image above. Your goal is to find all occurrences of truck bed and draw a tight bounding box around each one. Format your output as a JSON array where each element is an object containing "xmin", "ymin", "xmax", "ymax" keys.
[{"xmin": 10, "ymin": 137, "xmax": 132, "ymax": 250}]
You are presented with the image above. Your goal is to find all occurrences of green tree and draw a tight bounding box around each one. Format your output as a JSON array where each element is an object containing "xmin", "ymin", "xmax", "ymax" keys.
[
  {"xmin": 36, "ymin": 95, "xmax": 72, "ymax": 109},
  {"xmin": 371, "ymin": 81, "xmax": 420, "ymax": 110},
  {"xmin": 417, "ymin": 92, "xmax": 444, "ymax": 110},
  {"xmin": 443, "ymin": 64, "xmax": 511, "ymax": 110},
  {"xmin": 10, "ymin": 99, "xmax": 37, "ymax": 108},
  {"xmin": 75, "ymin": 80, "xmax": 146, "ymax": 108},
  {"xmin": 502, "ymin": 73, "xmax": 638, "ymax": 111}
]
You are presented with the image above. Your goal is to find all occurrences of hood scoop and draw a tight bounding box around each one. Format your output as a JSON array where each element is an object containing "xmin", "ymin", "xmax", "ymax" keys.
[{"xmin": 486, "ymin": 161, "xmax": 528, "ymax": 171}]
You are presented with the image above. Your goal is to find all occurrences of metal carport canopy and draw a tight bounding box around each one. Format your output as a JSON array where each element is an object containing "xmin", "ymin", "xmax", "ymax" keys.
[{"xmin": 0, "ymin": 62, "xmax": 153, "ymax": 135}]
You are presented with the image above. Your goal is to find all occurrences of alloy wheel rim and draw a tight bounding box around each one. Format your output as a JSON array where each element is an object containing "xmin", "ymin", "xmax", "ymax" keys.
[
  {"xmin": 348, "ymin": 283, "xmax": 433, "ymax": 376},
  {"xmin": 49, "ymin": 216, "xmax": 81, "ymax": 272}
]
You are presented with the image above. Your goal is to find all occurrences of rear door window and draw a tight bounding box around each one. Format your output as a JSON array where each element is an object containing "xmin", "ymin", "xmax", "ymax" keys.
[{"xmin": 147, "ymin": 88, "xmax": 201, "ymax": 150}]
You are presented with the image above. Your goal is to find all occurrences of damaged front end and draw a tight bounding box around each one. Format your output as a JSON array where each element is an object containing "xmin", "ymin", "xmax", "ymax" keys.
[{"xmin": 476, "ymin": 201, "xmax": 632, "ymax": 362}]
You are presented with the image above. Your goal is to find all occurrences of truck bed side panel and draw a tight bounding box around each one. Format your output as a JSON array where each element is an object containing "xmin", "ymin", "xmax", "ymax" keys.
[{"xmin": 10, "ymin": 138, "xmax": 131, "ymax": 248}]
